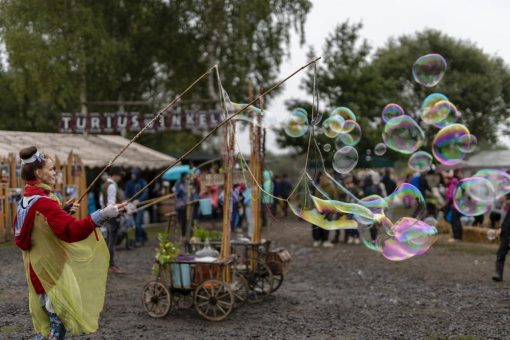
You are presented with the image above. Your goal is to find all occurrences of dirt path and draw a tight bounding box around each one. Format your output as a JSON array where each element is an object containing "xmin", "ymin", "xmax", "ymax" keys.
[{"xmin": 1, "ymin": 217, "xmax": 509, "ymax": 339}]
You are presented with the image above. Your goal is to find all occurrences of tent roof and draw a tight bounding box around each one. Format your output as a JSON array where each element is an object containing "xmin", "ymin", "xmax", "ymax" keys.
[
  {"xmin": 464, "ymin": 150, "xmax": 510, "ymax": 170},
  {"xmin": 0, "ymin": 130, "xmax": 176, "ymax": 170}
]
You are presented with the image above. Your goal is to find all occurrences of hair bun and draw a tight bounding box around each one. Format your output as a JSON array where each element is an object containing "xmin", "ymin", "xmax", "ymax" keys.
[{"xmin": 19, "ymin": 146, "xmax": 38, "ymax": 160}]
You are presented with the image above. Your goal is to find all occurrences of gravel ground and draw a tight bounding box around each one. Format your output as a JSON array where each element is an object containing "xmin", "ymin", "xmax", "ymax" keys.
[{"xmin": 1, "ymin": 216, "xmax": 509, "ymax": 340}]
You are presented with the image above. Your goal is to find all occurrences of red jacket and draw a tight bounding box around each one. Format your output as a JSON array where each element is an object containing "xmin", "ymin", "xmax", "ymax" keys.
[{"xmin": 13, "ymin": 182, "xmax": 98, "ymax": 294}]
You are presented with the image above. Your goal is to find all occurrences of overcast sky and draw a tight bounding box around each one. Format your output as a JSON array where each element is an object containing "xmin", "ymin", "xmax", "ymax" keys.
[{"xmin": 236, "ymin": 0, "xmax": 510, "ymax": 154}]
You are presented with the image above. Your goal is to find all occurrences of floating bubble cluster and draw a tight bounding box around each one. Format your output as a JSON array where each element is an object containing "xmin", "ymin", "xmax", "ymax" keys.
[
  {"xmin": 374, "ymin": 143, "xmax": 387, "ymax": 156},
  {"xmin": 408, "ymin": 151, "xmax": 433, "ymax": 172},
  {"xmin": 454, "ymin": 177, "xmax": 496, "ymax": 216},
  {"xmin": 379, "ymin": 217, "xmax": 438, "ymax": 261},
  {"xmin": 458, "ymin": 134, "xmax": 477, "ymax": 153},
  {"xmin": 332, "ymin": 146, "xmax": 358, "ymax": 174},
  {"xmin": 381, "ymin": 103, "xmax": 405, "ymax": 123},
  {"xmin": 432, "ymin": 123, "xmax": 470, "ymax": 166},
  {"xmin": 336, "ymin": 120, "xmax": 362, "ymax": 146},
  {"xmin": 284, "ymin": 108, "xmax": 309, "ymax": 138},
  {"xmin": 331, "ymin": 106, "xmax": 356, "ymax": 121},
  {"xmin": 412, "ymin": 53, "xmax": 447, "ymax": 87},
  {"xmin": 474, "ymin": 169, "xmax": 510, "ymax": 199},
  {"xmin": 382, "ymin": 115, "xmax": 425, "ymax": 154},
  {"xmin": 242, "ymin": 52, "xmax": 492, "ymax": 262}
]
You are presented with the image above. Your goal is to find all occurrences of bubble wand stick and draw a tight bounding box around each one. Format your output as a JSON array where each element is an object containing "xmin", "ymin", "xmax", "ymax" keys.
[
  {"xmin": 75, "ymin": 64, "xmax": 219, "ymax": 203},
  {"xmin": 126, "ymin": 57, "xmax": 322, "ymax": 203}
]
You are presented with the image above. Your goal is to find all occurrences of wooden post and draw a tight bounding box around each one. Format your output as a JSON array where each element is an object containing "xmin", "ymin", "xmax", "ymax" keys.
[{"xmin": 251, "ymin": 81, "xmax": 263, "ymax": 243}]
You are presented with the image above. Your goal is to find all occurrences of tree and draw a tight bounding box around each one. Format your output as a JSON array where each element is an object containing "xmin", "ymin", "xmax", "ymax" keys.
[
  {"xmin": 277, "ymin": 24, "xmax": 510, "ymax": 156},
  {"xmin": 0, "ymin": 0, "xmax": 312, "ymax": 154},
  {"xmin": 277, "ymin": 22, "xmax": 386, "ymax": 155},
  {"xmin": 371, "ymin": 29, "xmax": 510, "ymax": 145}
]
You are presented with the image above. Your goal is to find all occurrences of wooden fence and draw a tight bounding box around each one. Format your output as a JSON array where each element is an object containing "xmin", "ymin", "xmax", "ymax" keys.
[{"xmin": 0, "ymin": 151, "xmax": 87, "ymax": 243}]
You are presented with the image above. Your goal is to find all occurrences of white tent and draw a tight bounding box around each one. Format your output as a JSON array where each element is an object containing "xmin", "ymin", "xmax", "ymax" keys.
[
  {"xmin": 0, "ymin": 130, "xmax": 176, "ymax": 170},
  {"xmin": 463, "ymin": 150, "xmax": 510, "ymax": 170}
]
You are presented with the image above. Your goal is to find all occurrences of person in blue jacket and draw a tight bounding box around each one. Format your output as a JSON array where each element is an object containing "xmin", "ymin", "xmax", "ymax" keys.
[{"xmin": 124, "ymin": 167, "xmax": 149, "ymax": 246}]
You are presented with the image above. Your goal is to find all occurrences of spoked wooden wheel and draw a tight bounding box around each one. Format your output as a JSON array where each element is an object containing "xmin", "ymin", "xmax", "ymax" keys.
[
  {"xmin": 267, "ymin": 260, "xmax": 284, "ymax": 292},
  {"xmin": 194, "ymin": 280, "xmax": 234, "ymax": 321},
  {"xmin": 142, "ymin": 281, "xmax": 171, "ymax": 318},
  {"xmin": 244, "ymin": 259, "xmax": 274, "ymax": 303},
  {"xmin": 231, "ymin": 272, "xmax": 249, "ymax": 308}
]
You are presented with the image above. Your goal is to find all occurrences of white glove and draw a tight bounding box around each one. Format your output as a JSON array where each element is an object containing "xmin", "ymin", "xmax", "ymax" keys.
[
  {"xmin": 91, "ymin": 203, "xmax": 126, "ymax": 226},
  {"xmin": 101, "ymin": 204, "xmax": 120, "ymax": 218}
]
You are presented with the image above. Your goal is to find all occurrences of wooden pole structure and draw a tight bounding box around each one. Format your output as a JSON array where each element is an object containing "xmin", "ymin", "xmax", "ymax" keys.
[
  {"xmin": 220, "ymin": 120, "xmax": 235, "ymax": 261},
  {"xmin": 251, "ymin": 81, "xmax": 263, "ymax": 243}
]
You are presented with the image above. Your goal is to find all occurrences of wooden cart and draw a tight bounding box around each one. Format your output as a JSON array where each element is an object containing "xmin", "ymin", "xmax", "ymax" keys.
[{"xmin": 142, "ymin": 255, "xmax": 249, "ymax": 321}]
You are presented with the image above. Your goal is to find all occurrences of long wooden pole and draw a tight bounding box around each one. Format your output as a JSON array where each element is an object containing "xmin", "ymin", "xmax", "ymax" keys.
[{"xmin": 126, "ymin": 57, "xmax": 322, "ymax": 203}]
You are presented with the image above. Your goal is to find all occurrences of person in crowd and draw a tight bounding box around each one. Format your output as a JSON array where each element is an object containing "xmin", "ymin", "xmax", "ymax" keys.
[
  {"xmin": 311, "ymin": 172, "xmax": 335, "ymax": 247},
  {"xmin": 124, "ymin": 167, "xmax": 149, "ymax": 246},
  {"xmin": 362, "ymin": 171, "xmax": 386, "ymax": 241},
  {"xmin": 14, "ymin": 146, "xmax": 125, "ymax": 339},
  {"xmin": 382, "ymin": 168, "xmax": 397, "ymax": 196},
  {"xmin": 279, "ymin": 173, "xmax": 293, "ymax": 217},
  {"xmin": 262, "ymin": 169, "xmax": 274, "ymax": 227},
  {"xmin": 173, "ymin": 173, "xmax": 190, "ymax": 238},
  {"xmin": 493, "ymin": 193, "xmax": 510, "ymax": 281},
  {"xmin": 445, "ymin": 169, "xmax": 463, "ymax": 242},
  {"xmin": 272, "ymin": 175, "xmax": 281, "ymax": 217},
  {"xmin": 101, "ymin": 166, "xmax": 126, "ymax": 273},
  {"xmin": 343, "ymin": 174, "xmax": 362, "ymax": 244},
  {"xmin": 243, "ymin": 185, "xmax": 254, "ymax": 239}
]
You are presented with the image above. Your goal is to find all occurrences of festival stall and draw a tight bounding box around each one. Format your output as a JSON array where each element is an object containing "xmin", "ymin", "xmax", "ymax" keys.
[{"xmin": 0, "ymin": 130, "xmax": 176, "ymax": 242}]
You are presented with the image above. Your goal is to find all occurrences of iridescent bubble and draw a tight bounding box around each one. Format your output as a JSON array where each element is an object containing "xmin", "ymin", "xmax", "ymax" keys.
[
  {"xmin": 458, "ymin": 134, "xmax": 477, "ymax": 153},
  {"xmin": 474, "ymin": 169, "xmax": 510, "ymax": 199},
  {"xmin": 454, "ymin": 177, "xmax": 496, "ymax": 216},
  {"xmin": 412, "ymin": 53, "xmax": 447, "ymax": 87},
  {"xmin": 374, "ymin": 143, "xmax": 387, "ymax": 156},
  {"xmin": 384, "ymin": 183, "xmax": 426, "ymax": 222},
  {"xmin": 422, "ymin": 100, "xmax": 458, "ymax": 126},
  {"xmin": 408, "ymin": 151, "xmax": 433, "ymax": 172},
  {"xmin": 381, "ymin": 103, "xmax": 405, "ymax": 123},
  {"xmin": 380, "ymin": 217, "xmax": 438, "ymax": 261},
  {"xmin": 332, "ymin": 146, "xmax": 358, "ymax": 174},
  {"xmin": 382, "ymin": 115, "xmax": 425, "ymax": 154},
  {"xmin": 322, "ymin": 115, "xmax": 345, "ymax": 138},
  {"xmin": 331, "ymin": 106, "xmax": 356, "ymax": 122},
  {"xmin": 337, "ymin": 120, "xmax": 362, "ymax": 146},
  {"xmin": 355, "ymin": 195, "xmax": 388, "ymax": 226},
  {"xmin": 432, "ymin": 124, "xmax": 470, "ymax": 166},
  {"xmin": 434, "ymin": 106, "xmax": 462, "ymax": 129},
  {"xmin": 284, "ymin": 109, "xmax": 309, "ymax": 138},
  {"xmin": 323, "ymin": 144, "xmax": 331, "ymax": 152}
]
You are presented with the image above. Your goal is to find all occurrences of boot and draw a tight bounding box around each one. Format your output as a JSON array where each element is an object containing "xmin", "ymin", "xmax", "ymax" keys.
[{"xmin": 492, "ymin": 262, "xmax": 504, "ymax": 282}]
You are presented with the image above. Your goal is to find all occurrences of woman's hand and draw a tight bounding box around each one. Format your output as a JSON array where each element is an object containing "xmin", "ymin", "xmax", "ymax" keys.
[{"xmin": 69, "ymin": 201, "xmax": 80, "ymax": 214}]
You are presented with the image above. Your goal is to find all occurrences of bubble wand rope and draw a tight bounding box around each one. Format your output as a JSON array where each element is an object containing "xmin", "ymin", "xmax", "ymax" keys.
[
  {"xmin": 76, "ymin": 64, "xmax": 218, "ymax": 203},
  {"xmin": 126, "ymin": 57, "xmax": 322, "ymax": 203}
]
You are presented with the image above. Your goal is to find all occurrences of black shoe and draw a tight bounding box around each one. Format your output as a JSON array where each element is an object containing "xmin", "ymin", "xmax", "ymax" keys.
[{"xmin": 492, "ymin": 274, "xmax": 503, "ymax": 282}]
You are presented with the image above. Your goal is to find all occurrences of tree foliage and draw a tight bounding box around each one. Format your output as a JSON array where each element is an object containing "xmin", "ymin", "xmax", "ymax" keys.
[
  {"xmin": 0, "ymin": 0, "xmax": 311, "ymax": 153},
  {"xmin": 277, "ymin": 23, "xmax": 510, "ymax": 155}
]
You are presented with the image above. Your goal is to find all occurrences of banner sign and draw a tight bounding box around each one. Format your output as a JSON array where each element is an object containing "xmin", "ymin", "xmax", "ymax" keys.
[{"xmin": 60, "ymin": 111, "xmax": 223, "ymax": 133}]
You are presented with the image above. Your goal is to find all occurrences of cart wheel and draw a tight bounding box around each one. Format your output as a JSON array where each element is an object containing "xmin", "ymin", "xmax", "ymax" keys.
[
  {"xmin": 194, "ymin": 280, "xmax": 234, "ymax": 321},
  {"xmin": 142, "ymin": 281, "xmax": 171, "ymax": 318},
  {"xmin": 244, "ymin": 259, "xmax": 274, "ymax": 303},
  {"xmin": 267, "ymin": 261, "xmax": 284, "ymax": 292},
  {"xmin": 231, "ymin": 272, "xmax": 249, "ymax": 308}
]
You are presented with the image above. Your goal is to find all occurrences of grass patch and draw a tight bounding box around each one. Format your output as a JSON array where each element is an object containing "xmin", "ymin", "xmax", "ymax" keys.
[{"xmin": 0, "ymin": 324, "xmax": 23, "ymax": 333}]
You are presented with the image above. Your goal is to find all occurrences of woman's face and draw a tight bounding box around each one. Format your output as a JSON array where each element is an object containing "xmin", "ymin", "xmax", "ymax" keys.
[{"xmin": 35, "ymin": 158, "xmax": 56, "ymax": 186}]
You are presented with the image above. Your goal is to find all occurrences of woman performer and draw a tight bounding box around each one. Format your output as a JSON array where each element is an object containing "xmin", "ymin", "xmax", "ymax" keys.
[{"xmin": 13, "ymin": 146, "xmax": 126, "ymax": 340}]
